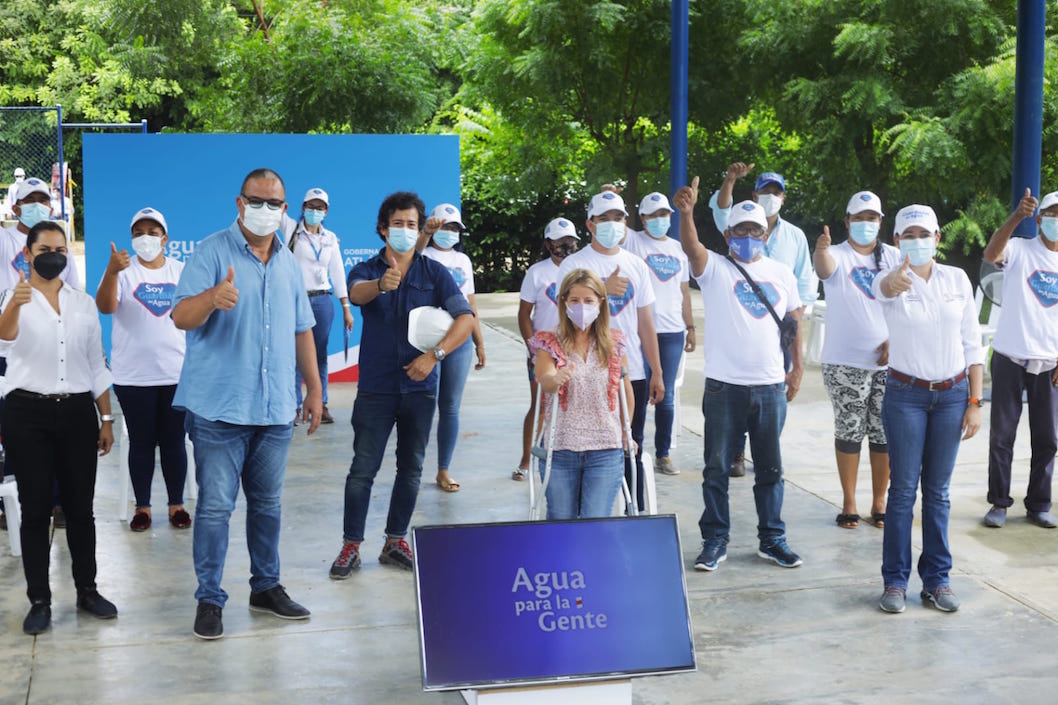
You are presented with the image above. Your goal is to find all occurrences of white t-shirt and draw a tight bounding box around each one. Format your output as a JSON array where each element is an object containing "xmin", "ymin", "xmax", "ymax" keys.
[
  {"xmin": 0, "ymin": 225, "xmax": 82, "ymax": 290},
  {"xmin": 423, "ymin": 246, "xmax": 475, "ymax": 298},
  {"xmin": 622, "ymin": 229, "xmax": 690, "ymax": 333},
  {"xmin": 694, "ymin": 254, "xmax": 801, "ymax": 385},
  {"xmin": 872, "ymin": 262, "xmax": 984, "ymax": 380},
  {"xmin": 559, "ymin": 246, "xmax": 656, "ymax": 380},
  {"xmin": 519, "ymin": 257, "xmax": 561, "ymax": 335},
  {"xmin": 104, "ymin": 257, "xmax": 186, "ymax": 386},
  {"xmin": 820, "ymin": 242, "xmax": 902, "ymax": 369},
  {"xmin": 289, "ymin": 224, "xmax": 349, "ymax": 298},
  {"xmin": 992, "ymin": 236, "xmax": 1058, "ymax": 362}
]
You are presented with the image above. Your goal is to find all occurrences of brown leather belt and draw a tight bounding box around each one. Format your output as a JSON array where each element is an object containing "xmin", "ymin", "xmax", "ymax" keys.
[{"xmin": 888, "ymin": 368, "xmax": 967, "ymax": 391}]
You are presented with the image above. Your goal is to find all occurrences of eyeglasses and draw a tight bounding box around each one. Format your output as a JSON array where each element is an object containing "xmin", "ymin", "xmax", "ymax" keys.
[
  {"xmin": 240, "ymin": 194, "xmax": 286, "ymax": 211},
  {"xmin": 731, "ymin": 225, "xmax": 766, "ymax": 239}
]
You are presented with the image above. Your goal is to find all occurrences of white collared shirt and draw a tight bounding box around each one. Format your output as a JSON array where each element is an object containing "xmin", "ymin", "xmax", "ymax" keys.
[
  {"xmin": 871, "ymin": 261, "xmax": 985, "ymax": 380},
  {"xmin": 0, "ymin": 283, "xmax": 112, "ymax": 398},
  {"xmin": 289, "ymin": 223, "xmax": 348, "ymax": 298}
]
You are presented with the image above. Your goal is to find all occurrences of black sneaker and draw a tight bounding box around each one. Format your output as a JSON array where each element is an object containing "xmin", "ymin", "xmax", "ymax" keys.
[
  {"xmin": 249, "ymin": 584, "xmax": 310, "ymax": 620},
  {"xmin": 693, "ymin": 539, "xmax": 728, "ymax": 572},
  {"xmin": 193, "ymin": 602, "xmax": 223, "ymax": 640},
  {"xmin": 76, "ymin": 590, "xmax": 118, "ymax": 619},
  {"xmin": 757, "ymin": 538, "xmax": 803, "ymax": 568},
  {"xmin": 329, "ymin": 540, "xmax": 361, "ymax": 579},
  {"xmin": 23, "ymin": 602, "xmax": 51, "ymax": 635},
  {"xmin": 379, "ymin": 537, "xmax": 414, "ymax": 570}
]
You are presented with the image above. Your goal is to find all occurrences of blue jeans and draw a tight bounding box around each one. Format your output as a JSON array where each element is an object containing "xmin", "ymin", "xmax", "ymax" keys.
[
  {"xmin": 881, "ymin": 376, "xmax": 967, "ymax": 591},
  {"xmin": 296, "ymin": 294, "xmax": 335, "ymax": 407},
  {"xmin": 436, "ymin": 338, "xmax": 473, "ymax": 469},
  {"xmin": 699, "ymin": 379, "xmax": 787, "ymax": 544},
  {"xmin": 538, "ymin": 448, "xmax": 624, "ymax": 519},
  {"xmin": 647, "ymin": 332, "xmax": 686, "ymax": 458},
  {"xmin": 186, "ymin": 412, "xmax": 294, "ymax": 607},
  {"xmin": 342, "ymin": 390, "xmax": 435, "ymax": 542}
]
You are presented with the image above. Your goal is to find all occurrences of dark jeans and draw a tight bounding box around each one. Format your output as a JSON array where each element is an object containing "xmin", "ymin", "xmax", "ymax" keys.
[
  {"xmin": 3, "ymin": 391, "xmax": 100, "ymax": 604},
  {"xmin": 297, "ymin": 293, "xmax": 335, "ymax": 407},
  {"xmin": 647, "ymin": 331, "xmax": 686, "ymax": 458},
  {"xmin": 342, "ymin": 390, "xmax": 435, "ymax": 543},
  {"xmin": 987, "ymin": 352, "xmax": 1058, "ymax": 513},
  {"xmin": 699, "ymin": 379, "xmax": 787, "ymax": 544},
  {"xmin": 113, "ymin": 384, "xmax": 187, "ymax": 508},
  {"xmin": 625, "ymin": 379, "xmax": 647, "ymax": 511}
]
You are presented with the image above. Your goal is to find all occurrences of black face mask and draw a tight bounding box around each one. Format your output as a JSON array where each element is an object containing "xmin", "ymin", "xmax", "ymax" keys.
[
  {"xmin": 32, "ymin": 252, "xmax": 67, "ymax": 280},
  {"xmin": 548, "ymin": 242, "xmax": 577, "ymax": 260}
]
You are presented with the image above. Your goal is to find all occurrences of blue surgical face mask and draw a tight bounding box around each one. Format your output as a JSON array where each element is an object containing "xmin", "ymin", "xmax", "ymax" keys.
[
  {"xmin": 899, "ymin": 236, "xmax": 935, "ymax": 266},
  {"xmin": 593, "ymin": 220, "xmax": 624, "ymax": 248},
  {"xmin": 303, "ymin": 209, "xmax": 325, "ymax": 226},
  {"xmin": 18, "ymin": 202, "xmax": 51, "ymax": 229},
  {"xmin": 728, "ymin": 236, "xmax": 765, "ymax": 261},
  {"xmin": 1041, "ymin": 217, "xmax": 1058, "ymax": 243},
  {"xmin": 645, "ymin": 217, "xmax": 670, "ymax": 239},
  {"xmin": 433, "ymin": 230, "xmax": 460, "ymax": 249},
  {"xmin": 387, "ymin": 227, "xmax": 419, "ymax": 254},
  {"xmin": 849, "ymin": 220, "xmax": 880, "ymax": 246}
]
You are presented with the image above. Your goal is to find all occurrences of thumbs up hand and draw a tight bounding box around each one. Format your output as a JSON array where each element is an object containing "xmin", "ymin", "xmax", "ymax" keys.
[
  {"xmin": 106, "ymin": 241, "xmax": 131, "ymax": 275},
  {"xmin": 1015, "ymin": 187, "xmax": 1038, "ymax": 221},
  {"xmin": 604, "ymin": 264, "xmax": 628, "ymax": 297},
  {"xmin": 212, "ymin": 265, "xmax": 239, "ymax": 310},
  {"xmin": 672, "ymin": 176, "xmax": 699, "ymax": 215},
  {"xmin": 379, "ymin": 255, "xmax": 403, "ymax": 292},
  {"xmin": 12, "ymin": 269, "xmax": 32, "ymax": 307},
  {"xmin": 816, "ymin": 225, "xmax": 831, "ymax": 252},
  {"xmin": 885, "ymin": 255, "xmax": 914, "ymax": 296}
]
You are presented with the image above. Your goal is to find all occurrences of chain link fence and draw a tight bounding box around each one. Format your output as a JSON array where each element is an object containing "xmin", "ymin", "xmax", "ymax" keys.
[{"xmin": 0, "ymin": 106, "xmax": 61, "ymax": 226}]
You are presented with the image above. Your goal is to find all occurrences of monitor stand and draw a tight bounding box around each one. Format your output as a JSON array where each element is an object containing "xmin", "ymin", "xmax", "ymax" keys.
[{"xmin": 461, "ymin": 678, "xmax": 631, "ymax": 704}]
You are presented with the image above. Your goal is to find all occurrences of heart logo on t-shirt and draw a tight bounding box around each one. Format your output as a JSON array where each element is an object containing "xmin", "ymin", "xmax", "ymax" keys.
[
  {"xmin": 733, "ymin": 279, "xmax": 780, "ymax": 319},
  {"xmin": 605, "ymin": 278, "xmax": 636, "ymax": 316},
  {"xmin": 645, "ymin": 253, "xmax": 681, "ymax": 282},
  {"xmin": 447, "ymin": 266, "xmax": 467, "ymax": 289},
  {"xmin": 545, "ymin": 282, "xmax": 558, "ymax": 305},
  {"xmin": 12, "ymin": 251, "xmax": 30, "ymax": 279},
  {"xmin": 133, "ymin": 282, "xmax": 176, "ymax": 317},
  {"xmin": 1027, "ymin": 270, "xmax": 1058, "ymax": 308},
  {"xmin": 848, "ymin": 266, "xmax": 878, "ymax": 299}
]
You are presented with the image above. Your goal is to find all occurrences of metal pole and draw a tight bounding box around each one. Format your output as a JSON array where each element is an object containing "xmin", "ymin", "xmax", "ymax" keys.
[
  {"xmin": 1011, "ymin": 0, "xmax": 1045, "ymax": 238},
  {"xmin": 141, "ymin": 119, "xmax": 148, "ymax": 134},
  {"xmin": 56, "ymin": 104, "xmax": 66, "ymax": 228},
  {"xmin": 669, "ymin": 0, "xmax": 689, "ymax": 239}
]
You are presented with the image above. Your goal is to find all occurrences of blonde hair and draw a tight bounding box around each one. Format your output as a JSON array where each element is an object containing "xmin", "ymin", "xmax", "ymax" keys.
[{"xmin": 556, "ymin": 268, "xmax": 613, "ymax": 367}]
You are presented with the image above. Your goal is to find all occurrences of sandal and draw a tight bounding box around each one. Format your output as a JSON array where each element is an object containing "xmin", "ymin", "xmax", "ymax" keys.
[
  {"xmin": 836, "ymin": 513, "xmax": 859, "ymax": 529},
  {"xmin": 512, "ymin": 468, "xmax": 528, "ymax": 481},
  {"xmin": 436, "ymin": 477, "xmax": 461, "ymax": 493},
  {"xmin": 868, "ymin": 512, "xmax": 885, "ymax": 529}
]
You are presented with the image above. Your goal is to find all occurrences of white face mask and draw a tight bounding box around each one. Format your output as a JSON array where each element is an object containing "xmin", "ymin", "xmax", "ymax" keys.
[
  {"xmin": 241, "ymin": 205, "xmax": 283, "ymax": 237},
  {"xmin": 756, "ymin": 193, "xmax": 783, "ymax": 218},
  {"xmin": 132, "ymin": 235, "xmax": 164, "ymax": 262}
]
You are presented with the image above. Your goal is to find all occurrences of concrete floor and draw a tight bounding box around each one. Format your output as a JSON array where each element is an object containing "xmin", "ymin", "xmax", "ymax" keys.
[{"xmin": 2, "ymin": 292, "xmax": 1058, "ymax": 705}]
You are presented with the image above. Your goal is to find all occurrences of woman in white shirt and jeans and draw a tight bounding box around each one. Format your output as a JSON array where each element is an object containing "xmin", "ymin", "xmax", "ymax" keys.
[
  {"xmin": 0, "ymin": 221, "xmax": 117, "ymax": 635},
  {"xmin": 872, "ymin": 205, "xmax": 984, "ymax": 614}
]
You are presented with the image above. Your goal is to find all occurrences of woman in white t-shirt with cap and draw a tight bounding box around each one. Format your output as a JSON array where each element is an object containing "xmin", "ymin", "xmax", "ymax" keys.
[
  {"xmin": 814, "ymin": 191, "xmax": 900, "ymax": 530},
  {"xmin": 288, "ymin": 187, "xmax": 354, "ymax": 425},
  {"xmin": 513, "ymin": 217, "xmax": 580, "ymax": 480},
  {"xmin": 419, "ymin": 203, "xmax": 485, "ymax": 492},
  {"xmin": 872, "ymin": 204, "xmax": 984, "ymax": 614},
  {"xmin": 96, "ymin": 207, "xmax": 189, "ymax": 532}
]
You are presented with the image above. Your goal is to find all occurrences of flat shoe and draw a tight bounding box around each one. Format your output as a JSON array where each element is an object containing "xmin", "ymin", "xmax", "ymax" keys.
[
  {"xmin": 436, "ymin": 477, "xmax": 461, "ymax": 492},
  {"xmin": 836, "ymin": 513, "xmax": 859, "ymax": 529},
  {"xmin": 512, "ymin": 468, "xmax": 527, "ymax": 481},
  {"xmin": 169, "ymin": 509, "xmax": 192, "ymax": 529},
  {"xmin": 130, "ymin": 511, "xmax": 151, "ymax": 532},
  {"xmin": 868, "ymin": 512, "xmax": 885, "ymax": 529}
]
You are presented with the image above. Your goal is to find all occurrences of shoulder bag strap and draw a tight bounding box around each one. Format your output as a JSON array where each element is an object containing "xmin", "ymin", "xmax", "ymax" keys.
[{"xmin": 725, "ymin": 254, "xmax": 784, "ymax": 329}]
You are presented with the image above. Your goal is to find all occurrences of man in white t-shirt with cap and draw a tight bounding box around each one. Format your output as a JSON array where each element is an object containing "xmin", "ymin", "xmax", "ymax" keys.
[
  {"xmin": 558, "ymin": 190, "xmax": 663, "ymax": 512},
  {"xmin": 514, "ymin": 216, "xmax": 580, "ymax": 479},
  {"xmin": 981, "ymin": 188, "xmax": 1058, "ymax": 529},
  {"xmin": 0, "ymin": 177, "xmax": 81, "ymax": 290},
  {"xmin": 674, "ymin": 176, "xmax": 804, "ymax": 572},
  {"xmin": 3, "ymin": 168, "xmax": 26, "ymax": 219}
]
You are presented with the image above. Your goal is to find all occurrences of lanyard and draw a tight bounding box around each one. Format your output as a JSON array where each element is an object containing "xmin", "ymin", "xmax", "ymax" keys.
[{"xmin": 302, "ymin": 228, "xmax": 324, "ymax": 262}]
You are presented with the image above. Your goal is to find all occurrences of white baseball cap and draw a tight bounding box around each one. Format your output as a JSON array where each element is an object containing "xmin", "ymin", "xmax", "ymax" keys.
[
  {"xmin": 429, "ymin": 203, "xmax": 465, "ymax": 230},
  {"xmin": 893, "ymin": 204, "xmax": 939, "ymax": 236},
  {"xmin": 302, "ymin": 187, "xmax": 329, "ymax": 206},
  {"xmin": 846, "ymin": 191, "xmax": 884, "ymax": 217},
  {"xmin": 408, "ymin": 306, "xmax": 455, "ymax": 353},
  {"xmin": 13, "ymin": 168, "xmax": 25, "ymax": 178},
  {"xmin": 130, "ymin": 207, "xmax": 168, "ymax": 234},
  {"xmin": 1039, "ymin": 191, "xmax": 1058, "ymax": 212},
  {"xmin": 727, "ymin": 200, "xmax": 767, "ymax": 230},
  {"xmin": 544, "ymin": 217, "xmax": 579, "ymax": 240},
  {"xmin": 587, "ymin": 191, "xmax": 628, "ymax": 219},
  {"xmin": 639, "ymin": 192, "xmax": 672, "ymax": 216},
  {"xmin": 15, "ymin": 177, "xmax": 49, "ymax": 201}
]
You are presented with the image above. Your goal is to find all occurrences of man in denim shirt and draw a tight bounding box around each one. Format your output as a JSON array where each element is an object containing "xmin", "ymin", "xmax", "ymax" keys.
[
  {"xmin": 173, "ymin": 168, "xmax": 323, "ymax": 640},
  {"xmin": 329, "ymin": 191, "xmax": 474, "ymax": 579}
]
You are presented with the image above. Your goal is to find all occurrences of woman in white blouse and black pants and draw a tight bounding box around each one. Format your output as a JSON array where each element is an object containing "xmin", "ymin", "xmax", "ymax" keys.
[
  {"xmin": 0, "ymin": 221, "xmax": 117, "ymax": 635},
  {"xmin": 872, "ymin": 205, "xmax": 984, "ymax": 615}
]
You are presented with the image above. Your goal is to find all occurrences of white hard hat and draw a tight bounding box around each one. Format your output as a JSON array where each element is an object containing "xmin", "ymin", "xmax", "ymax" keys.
[{"xmin": 408, "ymin": 306, "xmax": 455, "ymax": 353}]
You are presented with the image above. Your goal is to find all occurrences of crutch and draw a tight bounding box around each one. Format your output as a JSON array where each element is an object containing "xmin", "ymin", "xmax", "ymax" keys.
[
  {"xmin": 529, "ymin": 384, "xmax": 559, "ymax": 521},
  {"xmin": 617, "ymin": 368, "xmax": 639, "ymax": 517}
]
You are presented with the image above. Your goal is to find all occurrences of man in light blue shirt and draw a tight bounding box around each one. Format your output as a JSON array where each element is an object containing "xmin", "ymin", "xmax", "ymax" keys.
[{"xmin": 173, "ymin": 168, "xmax": 323, "ymax": 640}]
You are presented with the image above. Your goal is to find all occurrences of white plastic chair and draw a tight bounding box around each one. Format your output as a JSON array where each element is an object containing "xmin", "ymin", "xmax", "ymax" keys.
[
  {"xmin": 976, "ymin": 271, "xmax": 1003, "ymax": 350},
  {"xmin": 668, "ymin": 351, "xmax": 686, "ymax": 451},
  {"xmin": 804, "ymin": 300, "xmax": 827, "ymax": 365},
  {"xmin": 0, "ymin": 475, "xmax": 21, "ymax": 556},
  {"xmin": 117, "ymin": 414, "xmax": 196, "ymax": 521}
]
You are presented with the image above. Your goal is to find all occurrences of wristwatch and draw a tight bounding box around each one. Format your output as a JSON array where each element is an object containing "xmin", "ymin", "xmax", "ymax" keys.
[
  {"xmin": 432, "ymin": 346, "xmax": 446, "ymax": 362},
  {"xmin": 969, "ymin": 397, "xmax": 983, "ymax": 407},
  {"xmin": 100, "ymin": 414, "xmax": 115, "ymax": 422}
]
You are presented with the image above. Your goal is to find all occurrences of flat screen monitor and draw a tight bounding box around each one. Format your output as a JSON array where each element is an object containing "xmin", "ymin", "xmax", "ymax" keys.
[{"xmin": 413, "ymin": 514, "xmax": 696, "ymax": 691}]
